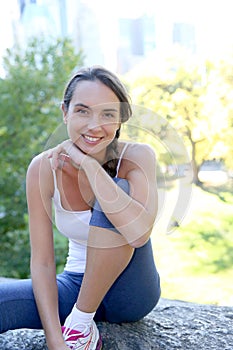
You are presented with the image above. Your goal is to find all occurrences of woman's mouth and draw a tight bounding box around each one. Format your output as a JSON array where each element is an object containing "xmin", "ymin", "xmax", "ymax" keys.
[{"xmin": 82, "ymin": 135, "xmax": 103, "ymax": 143}]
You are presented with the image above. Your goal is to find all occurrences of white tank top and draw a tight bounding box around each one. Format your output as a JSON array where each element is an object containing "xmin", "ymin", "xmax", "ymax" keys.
[{"xmin": 52, "ymin": 143, "xmax": 128, "ymax": 273}]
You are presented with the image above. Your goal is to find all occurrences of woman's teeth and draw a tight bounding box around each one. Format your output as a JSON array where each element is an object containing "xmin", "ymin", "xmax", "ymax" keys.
[{"xmin": 84, "ymin": 135, "xmax": 101, "ymax": 142}]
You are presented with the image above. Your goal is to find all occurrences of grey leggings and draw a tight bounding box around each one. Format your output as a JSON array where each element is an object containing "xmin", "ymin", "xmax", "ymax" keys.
[{"xmin": 0, "ymin": 178, "xmax": 160, "ymax": 332}]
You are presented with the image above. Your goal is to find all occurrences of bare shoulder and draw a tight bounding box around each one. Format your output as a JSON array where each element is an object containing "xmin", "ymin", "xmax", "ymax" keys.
[
  {"xmin": 118, "ymin": 142, "xmax": 156, "ymax": 178},
  {"xmin": 121, "ymin": 142, "xmax": 156, "ymax": 164},
  {"xmin": 27, "ymin": 152, "xmax": 50, "ymax": 176},
  {"xmin": 26, "ymin": 152, "xmax": 53, "ymax": 194}
]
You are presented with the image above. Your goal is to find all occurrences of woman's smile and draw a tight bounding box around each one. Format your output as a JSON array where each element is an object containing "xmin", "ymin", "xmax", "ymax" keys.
[
  {"xmin": 82, "ymin": 134, "xmax": 104, "ymax": 144},
  {"xmin": 64, "ymin": 80, "xmax": 121, "ymax": 160}
]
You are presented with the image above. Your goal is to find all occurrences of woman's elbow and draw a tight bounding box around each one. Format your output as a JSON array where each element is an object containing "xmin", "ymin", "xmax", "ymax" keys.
[{"xmin": 128, "ymin": 230, "xmax": 151, "ymax": 248}]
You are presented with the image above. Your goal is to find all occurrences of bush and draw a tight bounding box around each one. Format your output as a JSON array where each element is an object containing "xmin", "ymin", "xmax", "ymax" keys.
[
  {"xmin": 0, "ymin": 227, "xmax": 68, "ymax": 279},
  {"xmin": 0, "ymin": 36, "xmax": 83, "ymax": 277}
]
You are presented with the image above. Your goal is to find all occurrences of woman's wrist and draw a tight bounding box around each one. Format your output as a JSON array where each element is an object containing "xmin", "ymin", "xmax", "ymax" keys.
[
  {"xmin": 80, "ymin": 155, "xmax": 100, "ymax": 173},
  {"xmin": 47, "ymin": 335, "xmax": 67, "ymax": 350}
]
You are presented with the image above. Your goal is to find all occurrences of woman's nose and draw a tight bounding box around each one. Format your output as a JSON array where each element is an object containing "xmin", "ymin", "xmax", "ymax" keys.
[{"xmin": 88, "ymin": 113, "xmax": 103, "ymax": 130}]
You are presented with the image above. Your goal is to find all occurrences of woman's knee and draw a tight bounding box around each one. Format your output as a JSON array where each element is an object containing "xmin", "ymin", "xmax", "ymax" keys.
[
  {"xmin": 89, "ymin": 178, "xmax": 129, "ymax": 233},
  {"xmin": 103, "ymin": 294, "xmax": 160, "ymax": 323}
]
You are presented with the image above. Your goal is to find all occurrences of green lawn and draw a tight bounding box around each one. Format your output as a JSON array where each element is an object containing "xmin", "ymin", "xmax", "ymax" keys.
[{"xmin": 151, "ymin": 183, "xmax": 233, "ymax": 306}]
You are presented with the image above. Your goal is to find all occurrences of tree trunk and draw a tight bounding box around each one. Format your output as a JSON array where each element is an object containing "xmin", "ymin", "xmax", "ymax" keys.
[{"xmin": 188, "ymin": 132, "xmax": 202, "ymax": 186}]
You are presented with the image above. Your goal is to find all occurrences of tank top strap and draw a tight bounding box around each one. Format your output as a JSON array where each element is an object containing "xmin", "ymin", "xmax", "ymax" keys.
[
  {"xmin": 116, "ymin": 143, "xmax": 128, "ymax": 177},
  {"xmin": 49, "ymin": 158, "xmax": 58, "ymax": 192}
]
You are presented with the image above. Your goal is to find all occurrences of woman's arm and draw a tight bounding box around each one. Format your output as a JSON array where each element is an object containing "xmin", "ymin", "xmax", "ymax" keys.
[
  {"xmin": 81, "ymin": 143, "xmax": 158, "ymax": 247},
  {"xmin": 26, "ymin": 154, "xmax": 68, "ymax": 350},
  {"xmin": 48, "ymin": 141, "xmax": 158, "ymax": 248}
]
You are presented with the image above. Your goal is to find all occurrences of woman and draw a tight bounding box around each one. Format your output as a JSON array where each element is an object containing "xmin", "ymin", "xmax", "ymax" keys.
[{"xmin": 0, "ymin": 66, "xmax": 160, "ymax": 350}]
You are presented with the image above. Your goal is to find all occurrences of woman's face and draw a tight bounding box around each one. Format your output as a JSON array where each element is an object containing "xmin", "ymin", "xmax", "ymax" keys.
[{"xmin": 63, "ymin": 80, "xmax": 121, "ymax": 162}]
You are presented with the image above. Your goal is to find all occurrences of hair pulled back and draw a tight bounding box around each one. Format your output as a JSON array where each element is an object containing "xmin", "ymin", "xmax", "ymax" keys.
[{"xmin": 63, "ymin": 66, "xmax": 132, "ymax": 177}]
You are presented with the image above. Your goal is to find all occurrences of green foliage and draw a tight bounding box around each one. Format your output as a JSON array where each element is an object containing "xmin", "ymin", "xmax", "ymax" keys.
[
  {"xmin": 127, "ymin": 52, "xmax": 233, "ymax": 184},
  {"xmin": 175, "ymin": 187, "xmax": 233, "ymax": 275},
  {"xmin": 0, "ymin": 36, "xmax": 84, "ymax": 277},
  {"xmin": 216, "ymin": 55, "xmax": 233, "ymax": 169},
  {"xmin": 153, "ymin": 186, "xmax": 233, "ymax": 305},
  {"xmin": 128, "ymin": 65, "xmax": 208, "ymax": 182},
  {"xmin": 0, "ymin": 230, "xmax": 31, "ymax": 278},
  {"xmin": 0, "ymin": 227, "xmax": 68, "ymax": 279},
  {"xmin": 178, "ymin": 214, "xmax": 233, "ymax": 273}
]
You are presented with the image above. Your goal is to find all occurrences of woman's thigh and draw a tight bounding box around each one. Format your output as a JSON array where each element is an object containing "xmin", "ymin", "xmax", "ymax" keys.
[
  {"xmin": 0, "ymin": 279, "xmax": 41, "ymax": 332},
  {"xmin": 0, "ymin": 272, "xmax": 83, "ymax": 333}
]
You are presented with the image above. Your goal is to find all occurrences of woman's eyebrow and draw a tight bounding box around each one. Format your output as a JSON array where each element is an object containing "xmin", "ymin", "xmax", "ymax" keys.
[
  {"xmin": 74, "ymin": 103, "xmax": 119, "ymax": 112},
  {"xmin": 74, "ymin": 103, "xmax": 90, "ymax": 109}
]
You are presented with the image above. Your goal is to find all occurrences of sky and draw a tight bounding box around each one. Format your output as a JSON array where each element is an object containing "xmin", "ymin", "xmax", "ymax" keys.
[
  {"xmin": 87, "ymin": 0, "xmax": 233, "ymax": 68},
  {"xmin": 1, "ymin": 0, "xmax": 233, "ymax": 74},
  {"xmin": 0, "ymin": 0, "xmax": 18, "ymax": 59}
]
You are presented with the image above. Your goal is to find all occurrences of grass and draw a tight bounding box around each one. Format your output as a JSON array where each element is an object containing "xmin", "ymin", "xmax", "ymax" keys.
[{"xmin": 151, "ymin": 183, "xmax": 233, "ymax": 306}]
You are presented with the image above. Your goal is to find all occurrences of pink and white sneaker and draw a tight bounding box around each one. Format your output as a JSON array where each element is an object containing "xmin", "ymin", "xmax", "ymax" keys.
[{"xmin": 62, "ymin": 320, "xmax": 102, "ymax": 350}]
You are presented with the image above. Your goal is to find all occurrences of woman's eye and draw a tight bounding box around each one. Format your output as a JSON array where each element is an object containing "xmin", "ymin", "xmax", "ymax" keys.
[
  {"xmin": 103, "ymin": 112, "xmax": 118, "ymax": 119},
  {"xmin": 76, "ymin": 108, "xmax": 89, "ymax": 115}
]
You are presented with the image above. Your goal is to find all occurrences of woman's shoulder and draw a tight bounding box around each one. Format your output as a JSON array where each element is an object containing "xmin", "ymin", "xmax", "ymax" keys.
[
  {"xmin": 119, "ymin": 141, "xmax": 156, "ymax": 161},
  {"xmin": 26, "ymin": 152, "xmax": 54, "ymax": 199},
  {"xmin": 26, "ymin": 151, "xmax": 53, "ymax": 183},
  {"xmin": 118, "ymin": 142, "xmax": 156, "ymax": 177}
]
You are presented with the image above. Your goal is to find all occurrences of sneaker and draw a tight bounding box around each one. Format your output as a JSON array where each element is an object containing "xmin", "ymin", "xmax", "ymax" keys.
[{"xmin": 62, "ymin": 320, "xmax": 102, "ymax": 350}]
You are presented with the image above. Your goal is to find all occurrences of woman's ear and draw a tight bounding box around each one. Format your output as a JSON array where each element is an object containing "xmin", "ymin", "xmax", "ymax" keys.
[{"xmin": 61, "ymin": 102, "xmax": 68, "ymax": 124}]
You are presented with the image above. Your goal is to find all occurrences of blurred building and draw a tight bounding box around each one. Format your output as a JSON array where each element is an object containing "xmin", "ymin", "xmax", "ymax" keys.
[
  {"xmin": 11, "ymin": 0, "xmax": 116, "ymax": 70},
  {"xmin": 1, "ymin": 0, "xmax": 232, "ymax": 75},
  {"xmin": 14, "ymin": 0, "xmax": 198, "ymax": 73}
]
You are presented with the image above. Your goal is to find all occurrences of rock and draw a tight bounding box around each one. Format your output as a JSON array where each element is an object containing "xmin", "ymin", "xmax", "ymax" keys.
[
  {"xmin": 0, "ymin": 298, "xmax": 233, "ymax": 349},
  {"xmin": 0, "ymin": 329, "xmax": 47, "ymax": 350}
]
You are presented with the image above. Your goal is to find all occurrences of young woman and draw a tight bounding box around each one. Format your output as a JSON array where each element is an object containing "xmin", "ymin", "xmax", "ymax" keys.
[{"xmin": 0, "ymin": 66, "xmax": 160, "ymax": 350}]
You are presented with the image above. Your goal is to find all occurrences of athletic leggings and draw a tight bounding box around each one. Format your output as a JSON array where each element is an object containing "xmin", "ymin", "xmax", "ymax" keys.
[{"xmin": 0, "ymin": 179, "xmax": 160, "ymax": 333}]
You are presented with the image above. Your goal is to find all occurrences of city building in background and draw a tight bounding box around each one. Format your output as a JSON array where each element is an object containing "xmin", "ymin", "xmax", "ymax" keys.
[{"xmin": 0, "ymin": 0, "xmax": 233, "ymax": 76}]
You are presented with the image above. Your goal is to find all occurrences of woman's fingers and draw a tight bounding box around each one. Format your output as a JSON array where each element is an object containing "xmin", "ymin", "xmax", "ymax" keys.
[
  {"xmin": 46, "ymin": 140, "xmax": 84, "ymax": 170},
  {"xmin": 47, "ymin": 142, "xmax": 68, "ymax": 170}
]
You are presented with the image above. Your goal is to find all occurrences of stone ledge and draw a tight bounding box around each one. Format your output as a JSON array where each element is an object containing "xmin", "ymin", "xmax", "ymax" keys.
[{"xmin": 0, "ymin": 298, "xmax": 233, "ymax": 349}]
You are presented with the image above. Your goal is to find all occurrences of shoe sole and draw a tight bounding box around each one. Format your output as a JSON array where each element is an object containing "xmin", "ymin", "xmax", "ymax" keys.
[{"xmin": 96, "ymin": 334, "xmax": 102, "ymax": 350}]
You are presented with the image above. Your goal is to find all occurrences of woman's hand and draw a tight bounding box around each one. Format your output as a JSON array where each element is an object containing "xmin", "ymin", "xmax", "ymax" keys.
[
  {"xmin": 47, "ymin": 335, "xmax": 70, "ymax": 350},
  {"xmin": 47, "ymin": 139, "xmax": 86, "ymax": 170},
  {"xmin": 49, "ymin": 344, "xmax": 70, "ymax": 350}
]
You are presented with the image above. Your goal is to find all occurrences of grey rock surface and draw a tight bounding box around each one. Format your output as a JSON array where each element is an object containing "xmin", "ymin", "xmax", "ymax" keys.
[{"xmin": 0, "ymin": 298, "xmax": 232, "ymax": 349}]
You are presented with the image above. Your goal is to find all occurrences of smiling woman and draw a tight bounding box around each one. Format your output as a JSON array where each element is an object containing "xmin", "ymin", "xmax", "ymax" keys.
[
  {"xmin": 0, "ymin": 66, "xmax": 161, "ymax": 350},
  {"xmin": 62, "ymin": 79, "xmax": 121, "ymax": 163}
]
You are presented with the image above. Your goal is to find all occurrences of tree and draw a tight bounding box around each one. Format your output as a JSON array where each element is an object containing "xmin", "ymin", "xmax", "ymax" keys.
[
  {"xmin": 216, "ymin": 55, "xmax": 233, "ymax": 171},
  {"xmin": 128, "ymin": 55, "xmax": 223, "ymax": 185},
  {"xmin": 0, "ymin": 37, "xmax": 84, "ymax": 277}
]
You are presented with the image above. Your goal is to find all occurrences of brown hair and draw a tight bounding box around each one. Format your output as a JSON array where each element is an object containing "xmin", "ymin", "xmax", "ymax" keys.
[{"xmin": 63, "ymin": 66, "xmax": 132, "ymax": 177}]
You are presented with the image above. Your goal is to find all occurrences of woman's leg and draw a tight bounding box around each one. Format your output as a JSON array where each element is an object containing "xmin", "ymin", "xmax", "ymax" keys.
[
  {"xmin": 0, "ymin": 279, "xmax": 41, "ymax": 332},
  {"xmin": 76, "ymin": 234, "xmax": 134, "ymax": 313},
  {"xmin": 57, "ymin": 271, "xmax": 84, "ymax": 325},
  {"xmin": 76, "ymin": 178, "xmax": 160, "ymax": 321},
  {"xmin": 76, "ymin": 178, "xmax": 134, "ymax": 314},
  {"xmin": 96, "ymin": 239, "xmax": 161, "ymax": 323},
  {"xmin": 77, "ymin": 229, "xmax": 160, "ymax": 323},
  {"xmin": 0, "ymin": 272, "xmax": 83, "ymax": 333}
]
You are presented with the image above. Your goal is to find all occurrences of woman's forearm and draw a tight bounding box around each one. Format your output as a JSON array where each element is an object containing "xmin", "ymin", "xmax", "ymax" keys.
[
  {"xmin": 81, "ymin": 157, "xmax": 155, "ymax": 246},
  {"xmin": 47, "ymin": 140, "xmax": 157, "ymax": 246},
  {"xmin": 31, "ymin": 264, "xmax": 65, "ymax": 349}
]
